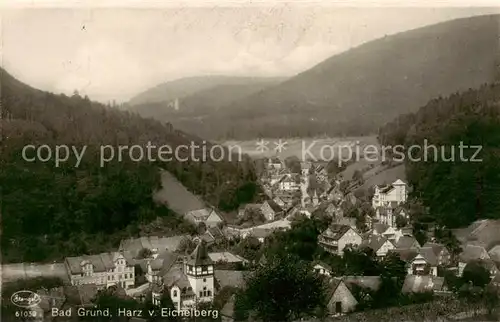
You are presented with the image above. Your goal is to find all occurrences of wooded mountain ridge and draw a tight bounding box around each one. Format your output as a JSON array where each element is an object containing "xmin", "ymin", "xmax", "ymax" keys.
[
  {"xmin": 129, "ymin": 14, "xmax": 500, "ymax": 140},
  {"xmin": 0, "ymin": 68, "xmax": 260, "ymax": 262},
  {"xmin": 378, "ymin": 82, "xmax": 500, "ymax": 229}
]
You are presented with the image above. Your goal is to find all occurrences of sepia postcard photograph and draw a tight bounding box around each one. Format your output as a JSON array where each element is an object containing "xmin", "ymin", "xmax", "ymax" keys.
[{"xmin": 1, "ymin": 0, "xmax": 500, "ymax": 321}]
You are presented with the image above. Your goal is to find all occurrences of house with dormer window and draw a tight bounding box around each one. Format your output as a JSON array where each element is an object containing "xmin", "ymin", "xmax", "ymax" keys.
[
  {"xmin": 372, "ymin": 179, "xmax": 408, "ymax": 209},
  {"xmin": 318, "ymin": 224, "xmax": 363, "ymax": 256},
  {"xmin": 65, "ymin": 252, "xmax": 135, "ymax": 289}
]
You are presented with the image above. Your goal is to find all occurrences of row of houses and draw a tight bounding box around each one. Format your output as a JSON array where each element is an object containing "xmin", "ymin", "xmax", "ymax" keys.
[{"xmin": 317, "ymin": 220, "xmax": 456, "ymax": 278}]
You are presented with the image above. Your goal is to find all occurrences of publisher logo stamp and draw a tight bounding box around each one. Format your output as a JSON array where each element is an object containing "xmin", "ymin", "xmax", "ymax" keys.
[{"xmin": 11, "ymin": 290, "xmax": 41, "ymax": 308}]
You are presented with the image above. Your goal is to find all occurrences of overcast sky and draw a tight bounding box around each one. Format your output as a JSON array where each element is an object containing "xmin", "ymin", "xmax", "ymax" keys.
[{"xmin": 1, "ymin": 6, "xmax": 499, "ymax": 103}]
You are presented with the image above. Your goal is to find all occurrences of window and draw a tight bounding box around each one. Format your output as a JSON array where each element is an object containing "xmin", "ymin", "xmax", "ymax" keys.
[
  {"xmin": 199, "ymin": 291, "xmax": 203, "ymax": 297},
  {"xmin": 335, "ymin": 302, "xmax": 342, "ymax": 314},
  {"xmin": 173, "ymin": 290, "xmax": 177, "ymax": 297},
  {"xmin": 207, "ymin": 290, "xmax": 211, "ymax": 297}
]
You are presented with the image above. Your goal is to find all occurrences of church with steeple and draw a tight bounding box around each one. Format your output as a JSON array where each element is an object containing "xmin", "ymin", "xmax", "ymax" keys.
[{"xmin": 150, "ymin": 240, "xmax": 215, "ymax": 309}]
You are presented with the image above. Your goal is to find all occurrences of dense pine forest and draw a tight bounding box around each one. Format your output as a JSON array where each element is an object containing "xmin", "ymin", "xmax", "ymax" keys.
[
  {"xmin": 378, "ymin": 82, "xmax": 500, "ymax": 229},
  {"xmin": 0, "ymin": 68, "xmax": 260, "ymax": 263}
]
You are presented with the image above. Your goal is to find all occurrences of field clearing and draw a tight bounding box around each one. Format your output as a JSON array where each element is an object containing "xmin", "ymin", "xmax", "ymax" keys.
[
  {"xmin": 153, "ymin": 169, "xmax": 206, "ymax": 216},
  {"xmin": 223, "ymin": 136, "xmax": 378, "ymax": 161},
  {"xmin": 1, "ymin": 262, "xmax": 68, "ymax": 283}
]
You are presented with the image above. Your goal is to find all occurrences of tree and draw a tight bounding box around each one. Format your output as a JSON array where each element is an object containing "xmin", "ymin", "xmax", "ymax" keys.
[
  {"xmin": 137, "ymin": 247, "xmax": 153, "ymax": 259},
  {"xmin": 234, "ymin": 236, "xmax": 261, "ymax": 263},
  {"xmin": 343, "ymin": 246, "xmax": 380, "ymax": 276},
  {"xmin": 264, "ymin": 217, "xmax": 328, "ymax": 262},
  {"xmin": 434, "ymin": 228, "xmax": 462, "ymax": 264},
  {"xmin": 483, "ymin": 284, "xmax": 499, "ymax": 315},
  {"xmin": 176, "ymin": 238, "xmax": 197, "ymax": 254},
  {"xmin": 241, "ymin": 253, "xmax": 326, "ymax": 321},
  {"xmin": 86, "ymin": 286, "xmax": 141, "ymax": 321},
  {"xmin": 143, "ymin": 292, "xmax": 177, "ymax": 322},
  {"xmin": 395, "ymin": 215, "xmax": 408, "ymax": 229},
  {"xmin": 462, "ymin": 261, "xmax": 491, "ymax": 287},
  {"xmin": 352, "ymin": 170, "xmax": 364, "ymax": 183},
  {"xmin": 380, "ymin": 252, "xmax": 407, "ymax": 282},
  {"xmin": 197, "ymin": 222, "xmax": 207, "ymax": 234}
]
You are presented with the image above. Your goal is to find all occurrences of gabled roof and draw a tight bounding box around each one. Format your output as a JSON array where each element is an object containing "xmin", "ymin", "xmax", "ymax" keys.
[
  {"xmin": 362, "ymin": 235, "xmax": 393, "ymax": 252},
  {"xmin": 320, "ymin": 224, "xmax": 352, "ymax": 241},
  {"xmin": 264, "ymin": 200, "xmax": 283, "ymax": 213},
  {"xmin": 65, "ymin": 251, "xmax": 134, "ymax": 274},
  {"xmin": 278, "ymin": 175, "xmax": 295, "ymax": 184},
  {"xmin": 379, "ymin": 184, "xmax": 394, "ymax": 194},
  {"xmin": 418, "ymin": 247, "xmax": 439, "ymax": 266},
  {"xmin": 209, "ymin": 252, "xmax": 247, "ymax": 264},
  {"xmin": 488, "ymin": 245, "xmax": 500, "ymax": 263},
  {"xmin": 459, "ymin": 244, "xmax": 490, "ymax": 263},
  {"xmin": 163, "ymin": 264, "xmax": 192, "ymax": 291},
  {"xmin": 491, "ymin": 272, "xmax": 500, "ymax": 284},
  {"xmin": 199, "ymin": 232, "xmax": 215, "ymax": 244},
  {"xmin": 251, "ymin": 228, "xmax": 274, "ymax": 239},
  {"xmin": 452, "ymin": 220, "xmax": 500, "ymax": 249},
  {"xmin": 147, "ymin": 250, "xmax": 179, "ymax": 275},
  {"xmin": 119, "ymin": 235, "xmax": 189, "ymax": 257},
  {"xmin": 334, "ymin": 217, "xmax": 357, "ymax": 229},
  {"xmin": 396, "ymin": 236, "xmax": 420, "ymax": 249},
  {"xmin": 187, "ymin": 208, "xmax": 212, "ymax": 219},
  {"xmin": 402, "ymin": 275, "xmax": 445, "ymax": 294},
  {"xmin": 392, "ymin": 179, "xmax": 406, "ymax": 186},
  {"xmin": 326, "ymin": 278, "xmax": 343, "ymax": 299},
  {"xmin": 343, "ymin": 276, "xmax": 382, "ymax": 292},
  {"xmin": 215, "ymin": 270, "xmax": 248, "ymax": 289},
  {"xmin": 186, "ymin": 240, "xmax": 213, "ymax": 266},
  {"xmin": 372, "ymin": 223, "xmax": 389, "ymax": 235},
  {"xmin": 422, "ymin": 242, "xmax": 446, "ymax": 256},
  {"xmin": 389, "ymin": 248, "xmax": 419, "ymax": 262},
  {"xmin": 207, "ymin": 226, "xmax": 224, "ymax": 239},
  {"xmin": 469, "ymin": 220, "xmax": 500, "ymax": 250},
  {"xmin": 240, "ymin": 203, "xmax": 262, "ymax": 211}
]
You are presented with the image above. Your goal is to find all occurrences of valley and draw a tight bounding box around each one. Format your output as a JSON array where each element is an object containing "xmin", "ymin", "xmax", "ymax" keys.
[{"xmin": 3, "ymin": 8, "xmax": 500, "ymax": 322}]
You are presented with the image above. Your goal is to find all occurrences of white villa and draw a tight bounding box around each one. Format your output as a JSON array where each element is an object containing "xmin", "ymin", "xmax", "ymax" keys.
[{"xmin": 372, "ymin": 179, "xmax": 408, "ymax": 209}]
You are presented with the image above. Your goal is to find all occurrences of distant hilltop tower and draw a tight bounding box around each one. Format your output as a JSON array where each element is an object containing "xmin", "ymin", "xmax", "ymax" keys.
[{"xmin": 168, "ymin": 98, "xmax": 180, "ymax": 111}]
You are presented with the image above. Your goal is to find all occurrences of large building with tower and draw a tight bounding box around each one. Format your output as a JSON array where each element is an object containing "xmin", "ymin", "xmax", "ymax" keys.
[{"xmin": 151, "ymin": 240, "xmax": 215, "ymax": 310}]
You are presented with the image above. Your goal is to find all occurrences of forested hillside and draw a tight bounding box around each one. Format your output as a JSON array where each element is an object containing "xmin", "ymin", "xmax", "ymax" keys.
[
  {"xmin": 378, "ymin": 82, "xmax": 500, "ymax": 228},
  {"xmin": 170, "ymin": 14, "xmax": 499, "ymax": 140},
  {"xmin": 130, "ymin": 78, "xmax": 285, "ymax": 138},
  {"xmin": 0, "ymin": 68, "xmax": 260, "ymax": 263},
  {"xmin": 129, "ymin": 75, "xmax": 285, "ymax": 108}
]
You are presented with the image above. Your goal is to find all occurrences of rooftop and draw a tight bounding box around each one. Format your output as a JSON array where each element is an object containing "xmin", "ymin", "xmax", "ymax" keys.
[
  {"xmin": 119, "ymin": 235, "xmax": 189, "ymax": 257},
  {"xmin": 186, "ymin": 240, "xmax": 213, "ymax": 266},
  {"xmin": 321, "ymin": 224, "xmax": 352, "ymax": 241}
]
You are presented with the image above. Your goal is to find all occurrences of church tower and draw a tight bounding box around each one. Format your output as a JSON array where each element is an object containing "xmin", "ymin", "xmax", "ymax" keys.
[{"xmin": 184, "ymin": 240, "xmax": 214, "ymax": 306}]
